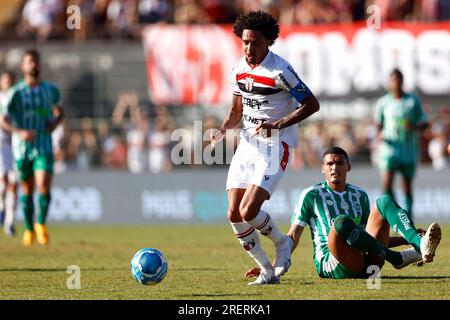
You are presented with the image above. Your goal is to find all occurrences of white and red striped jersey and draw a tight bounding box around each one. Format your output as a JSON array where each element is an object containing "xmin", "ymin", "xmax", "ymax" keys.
[{"xmin": 230, "ymin": 50, "xmax": 311, "ymax": 148}]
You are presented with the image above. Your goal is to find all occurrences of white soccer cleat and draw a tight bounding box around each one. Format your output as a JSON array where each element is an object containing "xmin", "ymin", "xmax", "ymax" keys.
[
  {"xmin": 393, "ymin": 247, "xmax": 422, "ymax": 269},
  {"xmin": 274, "ymin": 236, "xmax": 293, "ymax": 277},
  {"xmin": 248, "ymin": 271, "xmax": 280, "ymax": 286},
  {"xmin": 420, "ymin": 223, "xmax": 442, "ymax": 263}
]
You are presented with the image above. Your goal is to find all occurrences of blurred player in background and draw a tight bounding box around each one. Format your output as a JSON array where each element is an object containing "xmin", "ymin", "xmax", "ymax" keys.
[
  {"xmin": 374, "ymin": 69, "xmax": 428, "ymax": 218},
  {"xmin": 246, "ymin": 147, "xmax": 441, "ymax": 279},
  {"xmin": 211, "ymin": 10, "xmax": 320, "ymax": 285},
  {"xmin": 0, "ymin": 71, "xmax": 18, "ymax": 237},
  {"xmin": 0, "ymin": 49, "xmax": 64, "ymax": 246}
]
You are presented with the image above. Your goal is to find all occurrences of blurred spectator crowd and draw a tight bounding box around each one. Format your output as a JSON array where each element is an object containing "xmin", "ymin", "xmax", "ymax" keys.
[
  {"xmin": 1, "ymin": 1, "xmax": 449, "ymax": 174},
  {"xmin": 0, "ymin": 0, "xmax": 449, "ymax": 42},
  {"xmin": 51, "ymin": 90, "xmax": 450, "ymax": 174},
  {"xmin": 56, "ymin": 91, "xmax": 175, "ymax": 174}
]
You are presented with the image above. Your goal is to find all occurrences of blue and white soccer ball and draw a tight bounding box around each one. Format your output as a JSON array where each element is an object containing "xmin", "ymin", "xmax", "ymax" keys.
[{"xmin": 130, "ymin": 248, "xmax": 168, "ymax": 285}]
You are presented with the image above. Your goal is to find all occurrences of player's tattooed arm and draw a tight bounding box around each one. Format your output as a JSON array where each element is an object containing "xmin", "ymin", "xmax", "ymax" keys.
[
  {"xmin": 211, "ymin": 95, "xmax": 243, "ymax": 146},
  {"xmin": 287, "ymin": 223, "xmax": 304, "ymax": 253}
]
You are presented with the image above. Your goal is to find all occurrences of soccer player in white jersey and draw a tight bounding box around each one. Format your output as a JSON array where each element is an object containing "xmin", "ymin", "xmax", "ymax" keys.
[
  {"xmin": 211, "ymin": 10, "xmax": 320, "ymax": 285},
  {"xmin": 0, "ymin": 71, "xmax": 18, "ymax": 237},
  {"xmin": 246, "ymin": 147, "xmax": 441, "ymax": 279}
]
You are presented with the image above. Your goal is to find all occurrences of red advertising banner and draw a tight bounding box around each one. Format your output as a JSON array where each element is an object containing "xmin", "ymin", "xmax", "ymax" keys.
[{"xmin": 142, "ymin": 22, "xmax": 450, "ymax": 107}]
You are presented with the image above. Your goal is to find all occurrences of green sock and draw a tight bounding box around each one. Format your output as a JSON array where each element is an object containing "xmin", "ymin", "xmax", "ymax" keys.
[
  {"xmin": 334, "ymin": 215, "xmax": 403, "ymax": 266},
  {"xmin": 383, "ymin": 189, "xmax": 396, "ymax": 202},
  {"xmin": 405, "ymin": 194, "xmax": 413, "ymax": 218},
  {"xmin": 376, "ymin": 195, "xmax": 421, "ymax": 252},
  {"xmin": 38, "ymin": 193, "xmax": 51, "ymax": 225},
  {"xmin": 21, "ymin": 195, "xmax": 34, "ymax": 231}
]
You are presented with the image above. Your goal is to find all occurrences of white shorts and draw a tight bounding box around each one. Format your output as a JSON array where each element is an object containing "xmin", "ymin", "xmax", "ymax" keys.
[{"xmin": 226, "ymin": 138, "xmax": 290, "ymax": 198}]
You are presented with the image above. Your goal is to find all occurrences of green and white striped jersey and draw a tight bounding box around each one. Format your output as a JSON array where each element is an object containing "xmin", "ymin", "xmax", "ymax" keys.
[
  {"xmin": 6, "ymin": 80, "xmax": 61, "ymax": 159},
  {"xmin": 374, "ymin": 93, "xmax": 427, "ymax": 164},
  {"xmin": 291, "ymin": 181, "xmax": 370, "ymax": 269}
]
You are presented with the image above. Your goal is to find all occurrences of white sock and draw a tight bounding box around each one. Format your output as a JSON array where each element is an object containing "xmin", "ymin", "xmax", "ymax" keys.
[
  {"xmin": 245, "ymin": 210, "xmax": 285, "ymax": 246},
  {"xmin": 230, "ymin": 221, "xmax": 273, "ymax": 273},
  {"xmin": 4, "ymin": 191, "xmax": 16, "ymax": 227}
]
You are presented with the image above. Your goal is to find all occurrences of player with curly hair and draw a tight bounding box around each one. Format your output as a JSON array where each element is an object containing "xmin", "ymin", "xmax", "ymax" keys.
[{"xmin": 211, "ymin": 10, "xmax": 320, "ymax": 285}]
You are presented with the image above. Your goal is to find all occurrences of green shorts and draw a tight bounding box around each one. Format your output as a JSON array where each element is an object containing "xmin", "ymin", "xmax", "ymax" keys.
[
  {"xmin": 317, "ymin": 250, "xmax": 369, "ymax": 279},
  {"xmin": 378, "ymin": 157, "xmax": 416, "ymax": 181},
  {"xmin": 15, "ymin": 154, "xmax": 54, "ymax": 181}
]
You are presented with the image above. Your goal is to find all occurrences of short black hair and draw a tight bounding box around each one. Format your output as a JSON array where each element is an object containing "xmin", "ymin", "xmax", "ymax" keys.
[
  {"xmin": 390, "ymin": 68, "xmax": 403, "ymax": 82},
  {"xmin": 233, "ymin": 10, "xmax": 280, "ymax": 46},
  {"xmin": 322, "ymin": 147, "xmax": 350, "ymax": 164},
  {"xmin": 23, "ymin": 49, "xmax": 40, "ymax": 61}
]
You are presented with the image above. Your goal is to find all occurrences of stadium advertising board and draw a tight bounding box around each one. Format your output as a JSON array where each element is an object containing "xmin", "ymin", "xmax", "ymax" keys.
[
  {"xmin": 13, "ymin": 168, "xmax": 450, "ymax": 223},
  {"xmin": 143, "ymin": 22, "xmax": 450, "ymax": 118}
]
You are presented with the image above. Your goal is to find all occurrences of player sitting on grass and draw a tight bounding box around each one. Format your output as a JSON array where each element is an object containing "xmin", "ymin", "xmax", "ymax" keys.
[{"xmin": 246, "ymin": 146, "xmax": 442, "ymax": 279}]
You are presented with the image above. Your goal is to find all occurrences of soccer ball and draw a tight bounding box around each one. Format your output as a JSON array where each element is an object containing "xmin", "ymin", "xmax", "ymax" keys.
[{"xmin": 130, "ymin": 248, "xmax": 168, "ymax": 285}]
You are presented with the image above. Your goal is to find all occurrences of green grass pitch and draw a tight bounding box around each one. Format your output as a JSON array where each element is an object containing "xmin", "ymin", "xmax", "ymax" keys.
[{"xmin": 0, "ymin": 224, "xmax": 449, "ymax": 300}]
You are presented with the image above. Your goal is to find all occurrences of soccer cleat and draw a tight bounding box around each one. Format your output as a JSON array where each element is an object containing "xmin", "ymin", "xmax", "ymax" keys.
[
  {"xmin": 0, "ymin": 211, "xmax": 4, "ymax": 226},
  {"xmin": 22, "ymin": 230, "xmax": 34, "ymax": 246},
  {"xmin": 34, "ymin": 223, "xmax": 49, "ymax": 245},
  {"xmin": 420, "ymin": 223, "xmax": 441, "ymax": 263},
  {"xmin": 247, "ymin": 271, "xmax": 280, "ymax": 286},
  {"xmin": 393, "ymin": 248, "xmax": 422, "ymax": 269},
  {"xmin": 274, "ymin": 236, "xmax": 293, "ymax": 277}
]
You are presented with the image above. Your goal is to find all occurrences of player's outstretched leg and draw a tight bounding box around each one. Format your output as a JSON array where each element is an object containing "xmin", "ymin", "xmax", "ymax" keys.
[
  {"xmin": 228, "ymin": 188, "xmax": 279, "ymax": 285},
  {"xmin": 333, "ymin": 215, "xmax": 405, "ymax": 267},
  {"xmin": 245, "ymin": 209, "xmax": 292, "ymax": 277},
  {"xmin": 376, "ymin": 195, "xmax": 442, "ymax": 263},
  {"xmin": 376, "ymin": 195, "xmax": 422, "ymax": 250},
  {"xmin": 230, "ymin": 221, "xmax": 279, "ymax": 285}
]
